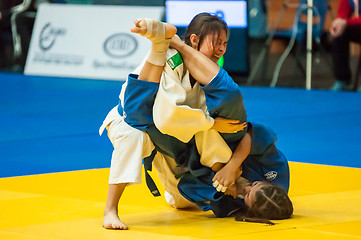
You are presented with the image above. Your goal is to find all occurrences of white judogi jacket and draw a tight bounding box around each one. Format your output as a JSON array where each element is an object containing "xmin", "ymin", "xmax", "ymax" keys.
[{"xmin": 99, "ymin": 49, "xmax": 231, "ymax": 185}]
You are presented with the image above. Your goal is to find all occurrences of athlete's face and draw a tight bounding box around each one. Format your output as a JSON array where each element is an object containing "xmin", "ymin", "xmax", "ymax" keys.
[
  {"xmin": 197, "ymin": 30, "xmax": 228, "ymax": 63},
  {"xmin": 243, "ymin": 181, "xmax": 265, "ymax": 208}
]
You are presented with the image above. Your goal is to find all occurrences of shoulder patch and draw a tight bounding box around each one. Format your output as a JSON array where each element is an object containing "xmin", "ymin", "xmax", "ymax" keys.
[
  {"xmin": 264, "ymin": 171, "xmax": 278, "ymax": 181},
  {"xmin": 167, "ymin": 52, "xmax": 183, "ymax": 70}
]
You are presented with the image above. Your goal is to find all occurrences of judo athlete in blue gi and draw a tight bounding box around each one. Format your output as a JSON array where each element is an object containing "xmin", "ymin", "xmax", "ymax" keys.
[
  {"xmin": 123, "ymin": 16, "xmax": 293, "ymax": 224},
  {"xmin": 123, "ymin": 68, "xmax": 292, "ymax": 223},
  {"xmin": 100, "ymin": 15, "xmax": 292, "ymax": 229}
]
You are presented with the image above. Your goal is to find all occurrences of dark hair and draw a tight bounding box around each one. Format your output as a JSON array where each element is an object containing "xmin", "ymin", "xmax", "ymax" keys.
[
  {"xmin": 235, "ymin": 182, "xmax": 293, "ymax": 225},
  {"xmin": 184, "ymin": 12, "xmax": 229, "ymax": 50}
]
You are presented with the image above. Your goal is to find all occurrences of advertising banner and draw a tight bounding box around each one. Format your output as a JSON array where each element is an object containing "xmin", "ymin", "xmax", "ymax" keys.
[
  {"xmin": 166, "ymin": 0, "xmax": 247, "ymax": 28},
  {"xmin": 24, "ymin": 4, "xmax": 164, "ymax": 81}
]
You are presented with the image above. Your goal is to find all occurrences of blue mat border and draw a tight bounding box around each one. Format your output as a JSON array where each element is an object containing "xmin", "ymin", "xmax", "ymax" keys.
[{"xmin": 1, "ymin": 73, "xmax": 360, "ymax": 178}]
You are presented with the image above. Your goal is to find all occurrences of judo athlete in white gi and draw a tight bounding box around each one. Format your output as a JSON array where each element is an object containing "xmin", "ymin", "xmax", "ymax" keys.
[
  {"xmin": 100, "ymin": 15, "xmax": 292, "ymax": 229},
  {"xmin": 99, "ymin": 15, "xmax": 245, "ymax": 230}
]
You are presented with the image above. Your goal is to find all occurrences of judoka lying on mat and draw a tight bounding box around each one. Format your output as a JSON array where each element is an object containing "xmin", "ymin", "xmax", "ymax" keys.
[{"xmin": 99, "ymin": 13, "xmax": 293, "ymax": 229}]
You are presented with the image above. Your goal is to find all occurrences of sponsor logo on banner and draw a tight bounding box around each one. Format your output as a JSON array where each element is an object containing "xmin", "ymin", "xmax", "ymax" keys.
[
  {"xmin": 25, "ymin": 4, "xmax": 164, "ymax": 80},
  {"xmin": 39, "ymin": 22, "xmax": 66, "ymax": 51},
  {"xmin": 93, "ymin": 33, "xmax": 139, "ymax": 71},
  {"xmin": 103, "ymin": 33, "xmax": 138, "ymax": 58},
  {"xmin": 33, "ymin": 22, "xmax": 84, "ymax": 66}
]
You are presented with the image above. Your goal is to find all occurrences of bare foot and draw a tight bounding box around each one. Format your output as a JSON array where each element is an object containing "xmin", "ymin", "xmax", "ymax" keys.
[
  {"xmin": 130, "ymin": 19, "xmax": 177, "ymax": 40},
  {"xmin": 103, "ymin": 210, "xmax": 128, "ymax": 230}
]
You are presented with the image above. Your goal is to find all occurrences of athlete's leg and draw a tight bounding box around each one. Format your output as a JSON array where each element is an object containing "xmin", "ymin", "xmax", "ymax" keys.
[
  {"xmin": 102, "ymin": 19, "xmax": 177, "ymax": 230},
  {"xmin": 103, "ymin": 183, "xmax": 128, "ymax": 229},
  {"xmin": 130, "ymin": 19, "xmax": 177, "ymax": 83},
  {"xmin": 153, "ymin": 154, "xmax": 196, "ymax": 208},
  {"xmin": 102, "ymin": 115, "xmax": 155, "ymax": 230}
]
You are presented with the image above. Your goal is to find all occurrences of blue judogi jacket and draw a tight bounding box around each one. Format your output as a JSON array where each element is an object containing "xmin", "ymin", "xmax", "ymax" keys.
[
  {"xmin": 121, "ymin": 71, "xmax": 289, "ymax": 216},
  {"xmin": 120, "ymin": 75, "xmax": 195, "ymax": 196},
  {"xmin": 177, "ymin": 122, "xmax": 290, "ymax": 216}
]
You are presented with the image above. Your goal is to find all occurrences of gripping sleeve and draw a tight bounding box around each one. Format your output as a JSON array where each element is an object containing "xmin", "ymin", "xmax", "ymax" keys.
[
  {"xmin": 122, "ymin": 74, "xmax": 159, "ymax": 130},
  {"xmin": 242, "ymin": 122, "xmax": 290, "ymax": 192}
]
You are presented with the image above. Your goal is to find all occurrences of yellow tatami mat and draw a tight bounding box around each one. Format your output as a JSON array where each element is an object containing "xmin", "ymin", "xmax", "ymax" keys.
[{"xmin": 0, "ymin": 162, "xmax": 360, "ymax": 240}]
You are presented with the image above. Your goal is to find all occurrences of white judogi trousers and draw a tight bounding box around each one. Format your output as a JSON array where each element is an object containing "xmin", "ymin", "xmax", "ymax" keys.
[{"xmin": 99, "ymin": 49, "xmax": 232, "ymax": 208}]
